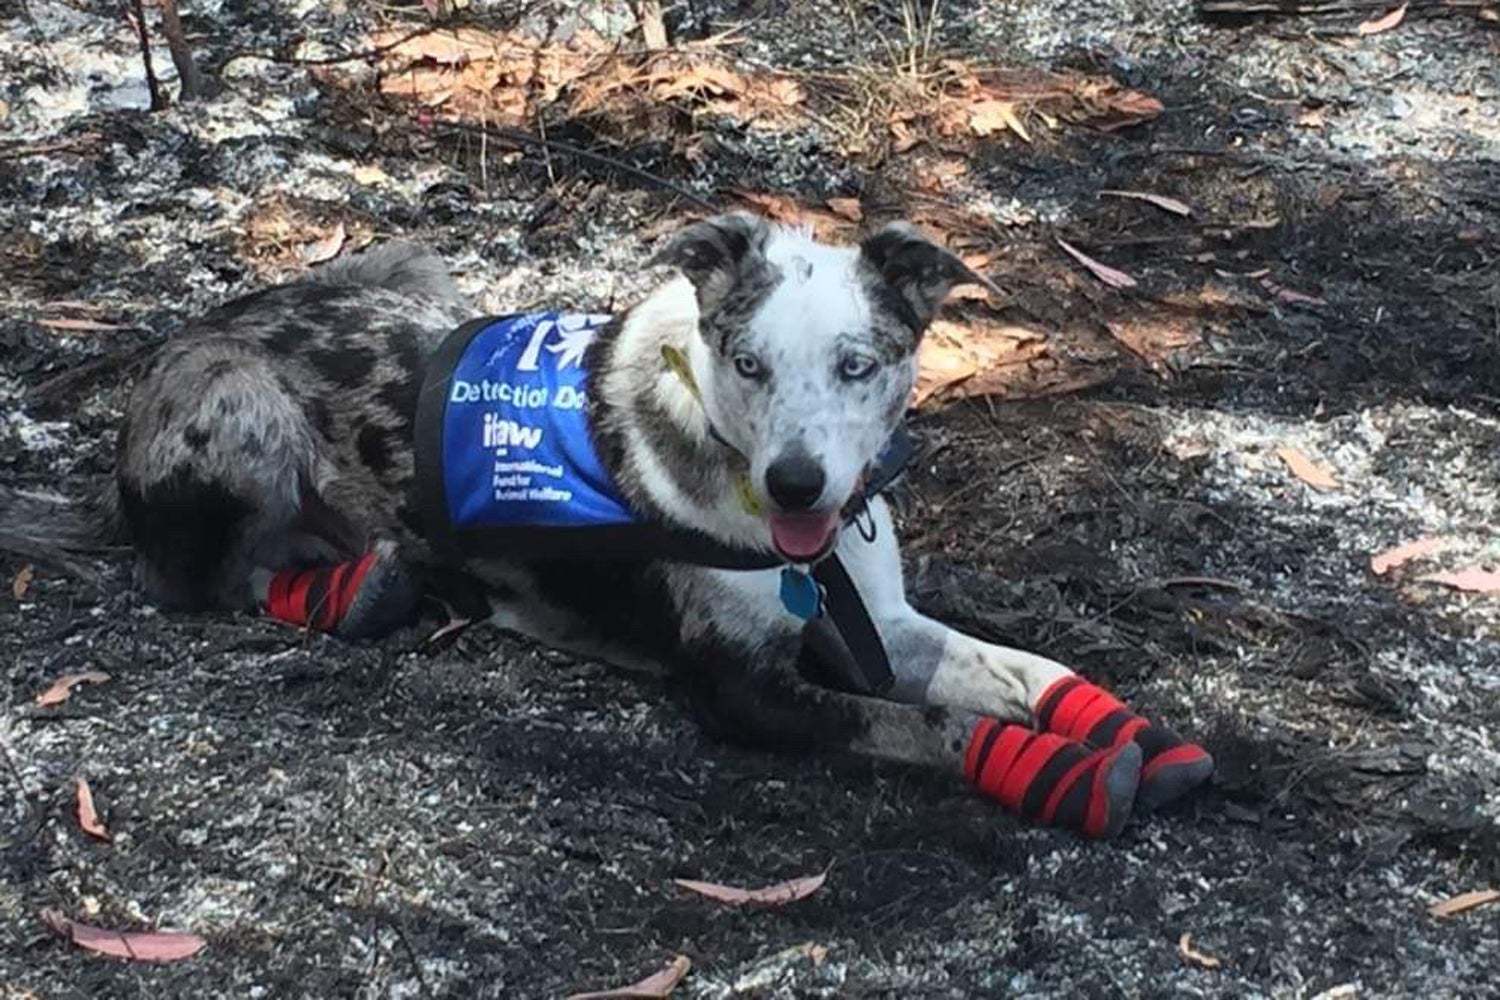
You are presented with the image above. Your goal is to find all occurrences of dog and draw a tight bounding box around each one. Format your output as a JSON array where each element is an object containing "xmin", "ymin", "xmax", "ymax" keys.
[{"xmin": 2, "ymin": 213, "xmax": 1212, "ymax": 838}]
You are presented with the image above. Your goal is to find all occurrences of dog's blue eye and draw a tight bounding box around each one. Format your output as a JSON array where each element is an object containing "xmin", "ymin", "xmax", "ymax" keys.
[
  {"xmin": 839, "ymin": 355, "xmax": 877, "ymax": 381},
  {"xmin": 733, "ymin": 354, "xmax": 762, "ymax": 379}
]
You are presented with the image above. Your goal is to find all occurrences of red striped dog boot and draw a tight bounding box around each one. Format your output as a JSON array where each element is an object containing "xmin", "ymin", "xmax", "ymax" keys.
[
  {"xmin": 964, "ymin": 718, "xmax": 1142, "ymax": 839},
  {"xmin": 263, "ymin": 541, "xmax": 418, "ymax": 639},
  {"xmin": 1035, "ymin": 676, "xmax": 1214, "ymax": 812}
]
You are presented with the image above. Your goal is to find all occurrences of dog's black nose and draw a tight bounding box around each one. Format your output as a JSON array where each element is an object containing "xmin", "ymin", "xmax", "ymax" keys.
[{"xmin": 765, "ymin": 451, "xmax": 826, "ymax": 510}]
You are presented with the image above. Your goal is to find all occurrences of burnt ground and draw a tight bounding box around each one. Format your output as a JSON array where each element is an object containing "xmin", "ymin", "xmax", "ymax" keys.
[{"xmin": 2, "ymin": 1, "xmax": 1499, "ymax": 997}]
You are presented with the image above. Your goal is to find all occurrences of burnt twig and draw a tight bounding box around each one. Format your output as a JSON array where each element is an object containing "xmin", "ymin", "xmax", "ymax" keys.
[
  {"xmin": 25, "ymin": 341, "xmax": 159, "ymax": 409},
  {"xmin": 1159, "ymin": 576, "xmax": 1248, "ymax": 591},
  {"xmin": 126, "ymin": 0, "xmax": 167, "ymax": 111},
  {"xmin": 0, "ymin": 136, "xmax": 102, "ymax": 160},
  {"xmin": 157, "ymin": 0, "xmax": 211, "ymax": 100}
]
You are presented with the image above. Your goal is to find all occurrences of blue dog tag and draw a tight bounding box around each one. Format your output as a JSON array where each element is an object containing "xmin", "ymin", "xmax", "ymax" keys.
[{"xmin": 779, "ymin": 567, "xmax": 822, "ymax": 621}]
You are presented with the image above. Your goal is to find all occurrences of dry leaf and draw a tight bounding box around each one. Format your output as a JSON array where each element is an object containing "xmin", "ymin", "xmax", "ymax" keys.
[
  {"xmin": 36, "ymin": 317, "xmax": 126, "ymax": 332},
  {"xmin": 1417, "ymin": 568, "xmax": 1500, "ymax": 594},
  {"xmin": 1276, "ymin": 446, "xmax": 1340, "ymax": 492},
  {"xmin": 732, "ymin": 191, "xmax": 855, "ymax": 242},
  {"xmin": 1056, "ymin": 238, "xmax": 1138, "ymax": 289},
  {"xmin": 1358, "ymin": 2, "xmax": 1407, "ymax": 34},
  {"xmin": 568, "ymin": 955, "xmax": 691, "ymax": 999},
  {"xmin": 915, "ymin": 318, "xmax": 1108, "ymax": 408},
  {"xmin": 1428, "ymin": 888, "xmax": 1500, "ymax": 918},
  {"xmin": 968, "ymin": 100, "xmax": 1031, "ymax": 142},
  {"xmin": 1099, "ymin": 189, "xmax": 1192, "ymax": 217},
  {"xmin": 757, "ymin": 76, "xmax": 806, "ymax": 110},
  {"xmin": 1091, "ymin": 88, "xmax": 1165, "ymax": 131},
  {"xmin": 427, "ymin": 616, "xmax": 474, "ymax": 643},
  {"xmin": 657, "ymin": 65, "xmax": 803, "ymax": 119},
  {"xmin": 1160, "ymin": 281, "xmax": 1257, "ymax": 314},
  {"xmin": 825, "ymin": 197, "xmax": 863, "ymax": 222},
  {"xmin": 76, "ymin": 777, "xmax": 111, "ymax": 842},
  {"xmin": 35, "ymin": 671, "xmax": 112, "ymax": 707},
  {"xmin": 929, "ymin": 65, "xmax": 1161, "ymax": 140},
  {"xmin": 42, "ymin": 299, "xmax": 114, "ymax": 312},
  {"xmin": 1177, "ymin": 932, "xmax": 1223, "ymax": 970},
  {"xmin": 1260, "ymin": 275, "xmax": 1326, "ymax": 307},
  {"xmin": 911, "ymin": 157, "xmax": 970, "ymax": 194},
  {"xmin": 1370, "ymin": 536, "xmax": 1452, "ymax": 575},
  {"xmin": 1296, "ymin": 107, "xmax": 1328, "ymax": 129},
  {"xmin": 40, "ymin": 911, "xmax": 206, "ymax": 962},
  {"xmin": 889, "ymin": 118, "xmax": 921, "ymax": 153},
  {"xmin": 12, "ymin": 563, "xmax": 34, "ymax": 599},
  {"xmin": 300, "ymin": 223, "xmax": 347, "ymax": 265},
  {"xmin": 915, "ymin": 319, "xmax": 1049, "ymax": 407},
  {"xmin": 1314, "ymin": 184, "xmax": 1345, "ymax": 211},
  {"xmin": 734, "ymin": 190, "xmax": 803, "ymax": 224},
  {"xmin": 674, "ymin": 871, "xmax": 827, "ymax": 907},
  {"xmin": 352, "ymin": 165, "xmax": 389, "ymax": 186},
  {"xmin": 947, "ymin": 285, "xmax": 993, "ymax": 302},
  {"xmin": 1105, "ymin": 314, "xmax": 1199, "ymax": 371},
  {"xmin": 651, "ymin": 63, "xmax": 746, "ymax": 101},
  {"xmin": 1308, "ymin": 987, "xmax": 1358, "ymax": 1000},
  {"xmin": 377, "ymin": 22, "xmax": 628, "ymax": 133}
]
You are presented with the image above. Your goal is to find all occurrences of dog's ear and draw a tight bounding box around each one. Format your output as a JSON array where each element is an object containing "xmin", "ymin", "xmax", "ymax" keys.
[
  {"xmin": 650, "ymin": 212, "xmax": 771, "ymax": 315},
  {"xmin": 859, "ymin": 221, "xmax": 995, "ymax": 331}
]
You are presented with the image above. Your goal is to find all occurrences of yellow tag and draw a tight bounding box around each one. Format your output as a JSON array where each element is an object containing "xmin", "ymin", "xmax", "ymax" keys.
[
  {"xmin": 734, "ymin": 473, "xmax": 763, "ymax": 516},
  {"xmin": 660, "ymin": 345, "xmax": 701, "ymax": 402}
]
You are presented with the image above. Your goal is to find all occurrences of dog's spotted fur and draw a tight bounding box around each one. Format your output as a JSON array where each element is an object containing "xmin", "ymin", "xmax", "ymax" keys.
[
  {"xmin": 0, "ymin": 215, "xmax": 1206, "ymax": 835},
  {"xmin": 111, "ymin": 266, "xmax": 472, "ymax": 610}
]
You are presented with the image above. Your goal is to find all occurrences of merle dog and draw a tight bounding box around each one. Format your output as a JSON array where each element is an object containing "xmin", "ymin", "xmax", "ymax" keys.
[{"xmin": 2, "ymin": 214, "xmax": 1212, "ymax": 837}]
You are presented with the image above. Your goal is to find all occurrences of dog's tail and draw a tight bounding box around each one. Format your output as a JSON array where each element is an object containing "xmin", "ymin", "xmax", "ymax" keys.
[
  {"xmin": 306, "ymin": 240, "xmax": 467, "ymax": 310},
  {"xmin": 0, "ymin": 484, "xmax": 125, "ymax": 579}
]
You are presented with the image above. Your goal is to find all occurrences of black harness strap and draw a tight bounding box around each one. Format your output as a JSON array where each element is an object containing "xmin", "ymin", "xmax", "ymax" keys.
[
  {"xmin": 807, "ymin": 555, "xmax": 895, "ymax": 697},
  {"xmin": 795, "ymin": 422, "xmax": 914, "ymax": 697}
]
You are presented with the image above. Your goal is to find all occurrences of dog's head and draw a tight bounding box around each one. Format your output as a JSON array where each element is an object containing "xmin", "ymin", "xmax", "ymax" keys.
[{"xmin": 654, "ymin": 211, "xmax": 985, "ymax": 561}]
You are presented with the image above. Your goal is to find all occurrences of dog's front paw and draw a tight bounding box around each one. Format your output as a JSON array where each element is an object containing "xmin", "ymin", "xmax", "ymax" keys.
[
  {"xmin": 1134, "ymin": 738, "xmax": 1214, "ymax": 812},
  {"xmin": 964, "ymin": 719, "xmax": 1141, "ymax": 839},
  {"xmin": 1034, "ymin": 676, "xmax": 1215, "ymax": 812}
]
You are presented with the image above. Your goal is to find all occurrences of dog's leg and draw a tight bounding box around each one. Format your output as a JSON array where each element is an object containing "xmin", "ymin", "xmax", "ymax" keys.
[
  {"xmin": 245, "ymin": 471, "xmax": 424, "ymax": 639},
  {"xmin": 119, "ymin": 340, "xmax": 421, "ymax": 637},
  {"xmin": 250, "ymin": 541, "xmax": 419, "ymax": 640},
  {"xmin": 838, "ymin": 497, "xmax": 1214, "ymax": 812},
  {"xmin": 669, "ymin": 567, "xmax": 1140, "ymax": 839}
]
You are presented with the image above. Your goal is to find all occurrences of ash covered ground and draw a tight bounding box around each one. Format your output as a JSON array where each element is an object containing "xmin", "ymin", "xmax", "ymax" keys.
[{"xmin": 2, "ymin": 1, "xmax": 1498, "ymax": 997}]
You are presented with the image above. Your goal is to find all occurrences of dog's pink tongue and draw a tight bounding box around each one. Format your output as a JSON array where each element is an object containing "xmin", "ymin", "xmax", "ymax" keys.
[{"xmin": 769, "ymin": 513, "xmax": 838, "ymax": 561}]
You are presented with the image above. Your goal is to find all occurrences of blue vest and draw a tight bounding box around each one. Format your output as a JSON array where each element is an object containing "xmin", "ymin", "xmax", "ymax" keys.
[
  {"xmin": 414, "ymin": 312, "xmax": 912, "ymax": 570},
  {"xmin": 438, "ymin": 311, "xmax": 627, "ymax": 530}
]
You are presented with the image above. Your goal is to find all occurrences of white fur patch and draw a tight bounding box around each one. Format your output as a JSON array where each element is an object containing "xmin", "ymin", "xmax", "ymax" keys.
[{"xmin": 704, "ymin": 226, "xmax": 898, "ymax": 517}]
